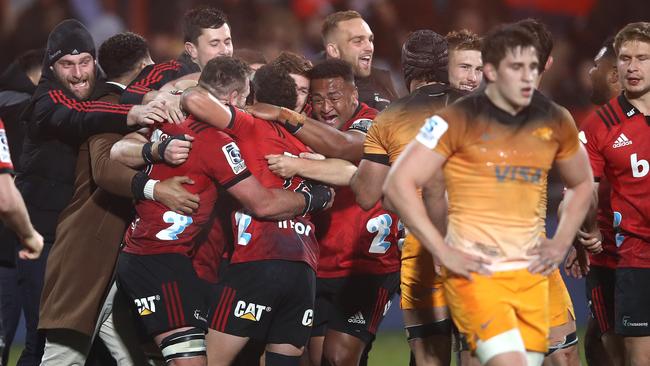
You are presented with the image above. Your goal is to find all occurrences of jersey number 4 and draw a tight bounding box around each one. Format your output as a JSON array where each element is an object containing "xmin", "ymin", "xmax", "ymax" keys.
[{"xmin": 156, "ymin": 211, "xmax": 193, "ymax": 241}]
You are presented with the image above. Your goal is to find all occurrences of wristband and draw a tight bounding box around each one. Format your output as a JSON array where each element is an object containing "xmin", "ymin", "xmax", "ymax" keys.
[
  {"xmin": 142, "ymin": 142, "xmax": 155, "ymax": 164},
  {"xmin": 131, "ymin": 171, "xmax": 149, "ymax": 200},
  {"xmin": 144, "ymin": 179, "xmax": 159, "ymax": 200},
  {"xmin": 158, "ymin": 135, "xmax": 187, "ymax": 164}
]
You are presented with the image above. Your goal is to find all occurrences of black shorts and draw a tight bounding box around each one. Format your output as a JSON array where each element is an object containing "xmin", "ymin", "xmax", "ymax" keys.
[
  {"xmin": 586, "ymin": 265, "xmax": 616, "ymax": 335},
  {"xmin": 116, "ymin": 252, "xmax": 209, "ymax": 336},
  {"xmin": 208, "ymin": 260, "xmax": 316, "ymax": 348},
  {"xmin": 311, "ymin": 272, "xmax": 400, "ymax": 344},
  {"xmin": 615, "ymin": 267, "xmax": 650, "ymax": 336}
]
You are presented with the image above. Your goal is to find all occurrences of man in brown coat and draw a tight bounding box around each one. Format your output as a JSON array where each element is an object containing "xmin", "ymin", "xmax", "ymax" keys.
[{"xmin": 38, "ymin": 32, "xmax": 198, "ymax": 365}]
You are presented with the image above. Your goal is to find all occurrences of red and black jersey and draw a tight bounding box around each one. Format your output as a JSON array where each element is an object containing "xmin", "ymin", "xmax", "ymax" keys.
[
  {"xmin": 224, "ymin": 107, "xmax": 319, "ymax": 270},
  {"xmin": 123, "ymin": 115, "xmax": 250, "ymax": 256},
  {"xmin": 121, "ymin": 53, "xmax": 200, "ymax": 105},
  {"xmin": 313, "ymin": 103, "xmax": 402, "ymax": 277},
  {"xmin": 0, "ymin": 119, "xmax": 14, "ymax": 174},
  {"xmin": 582, "ymin": 94, "xmax": 650, "ymax": 267}
]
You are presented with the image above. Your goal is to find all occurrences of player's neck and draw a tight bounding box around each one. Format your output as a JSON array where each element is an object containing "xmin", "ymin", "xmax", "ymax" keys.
[
  {"xmin": 624, "ymin": 89, "xmax": 650, "ymax": 115},
  {"xmin": 485, "ymin": 84, "xmax": 525, "ymax": 116}
]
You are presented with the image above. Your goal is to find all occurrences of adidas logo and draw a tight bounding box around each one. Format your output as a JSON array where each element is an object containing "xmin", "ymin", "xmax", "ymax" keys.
[
  {"xmin": 348, "ymin": 312, "xmax": 366, "ymax": 325},
  {"xmin": 613, "ymin": 133, "xmax": 633, "ymax": 148}
]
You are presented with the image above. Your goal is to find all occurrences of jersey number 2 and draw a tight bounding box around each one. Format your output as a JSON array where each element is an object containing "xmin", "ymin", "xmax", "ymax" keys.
[
  {"xmin": 156, "ymin": 211, "xmax": 193, "ymax": 240},
  {"xmin": 235, "ymin": 211, "xmax": 252, "ymax": 246},
  {"xmin": 367, "ymin": 214, "xmax": 394, "ymax": 254}
]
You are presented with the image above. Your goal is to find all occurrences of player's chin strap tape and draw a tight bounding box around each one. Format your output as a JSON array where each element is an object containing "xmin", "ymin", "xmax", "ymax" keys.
[
  {"xmin": 406, "ymin": 319, "xmax": 452, "ymax": 340},
  {"xmin": 159, "ymin": 327, "xmax": 206, "ymax": 363},
  {"xmin": 545, "ymin": 331, "xmax": 578, "ymax": 356},
  {"xmin": 265, "ymin": 351, "xmax": 300, "ymax": 366}
]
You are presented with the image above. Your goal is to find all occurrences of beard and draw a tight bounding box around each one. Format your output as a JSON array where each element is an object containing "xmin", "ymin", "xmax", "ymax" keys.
[{"xmin": 57, "ymin": 73, "xmax": 96, "ymax": 101}]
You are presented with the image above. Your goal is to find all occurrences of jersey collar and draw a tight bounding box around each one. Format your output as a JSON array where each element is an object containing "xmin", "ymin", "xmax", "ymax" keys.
[{"xmin": 618, "ymin": 93, "xmax": 650, "ymax": 125}]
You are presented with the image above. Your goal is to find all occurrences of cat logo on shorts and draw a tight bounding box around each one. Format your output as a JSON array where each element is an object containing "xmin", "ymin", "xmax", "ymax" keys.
[
  {"xmin": 135, "ymin": 295, "xmax": 160, "ymax": 316},
  {"xmin": 234, "ymin": 301, "xmax": 271, "ymax": 322}
]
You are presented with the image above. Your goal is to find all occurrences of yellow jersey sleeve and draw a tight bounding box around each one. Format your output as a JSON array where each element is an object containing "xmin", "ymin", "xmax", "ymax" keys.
[
  {"xmin": 555, "ymin": 108, "xmax": 581, "ymax": 161},
  {"xmin": 363, "ymin": 120, "xmax": 389, "ymax": 159}
]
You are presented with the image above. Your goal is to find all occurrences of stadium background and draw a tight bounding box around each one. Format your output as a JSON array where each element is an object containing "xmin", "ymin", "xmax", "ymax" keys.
[{"xmin": 0, "ymin": 0, "xmax": 648, "ymax": 364}]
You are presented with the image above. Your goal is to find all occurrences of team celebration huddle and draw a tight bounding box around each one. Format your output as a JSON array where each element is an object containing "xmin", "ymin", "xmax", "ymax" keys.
[{"xmin": 0, "ymin": 3, "xmax": 648, "ymax": 366}]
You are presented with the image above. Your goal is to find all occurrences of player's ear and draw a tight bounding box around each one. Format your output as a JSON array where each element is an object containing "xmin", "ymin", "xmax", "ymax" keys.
[
  {"xmin": 544, "ymin": 55, "xmax": 554, "ymax": 72},
  {"xmin": 608, "ymin": 65, "xmax": 619, "ymax": 85},
  {"xmin": 483, "ymin": 63, "xmax": 497, "ymax": 82},
  {"xmin": 326, "ymin": 43, "xmax": 340, "ymax": 59},
  {"xmin": 185, "ymin": 42, "xmax": 199, "ymax": 61}
]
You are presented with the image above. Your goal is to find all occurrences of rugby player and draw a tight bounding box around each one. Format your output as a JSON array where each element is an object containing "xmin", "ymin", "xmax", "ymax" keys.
[
  {"xmin": 574, "ymin": 36, "xmax": 624, "ymax": 366},
  {"xmin": 581, "ymin": 22, "xmax": 650, "ymax": 366},
  {"xmin": 383, "ymin": 25, "xmax": 593, "ymax": 366},
  {"xmin": 114, "ymin": 57, "xmax": 332, "ymax": 366},
  {"xmin": 255, "ymin": 59, "xmax": 401, "ymax": 366},
  {"xmin": 351, "ymin": 29, "xmax": 467, "ymax": 366},
  {"xmin": 446, "ymin": 29, "xmax": 484, "ymax": 92},
  {"xmin": 321, "ymin": 10, "xmax": 398, "ymax": 110}
]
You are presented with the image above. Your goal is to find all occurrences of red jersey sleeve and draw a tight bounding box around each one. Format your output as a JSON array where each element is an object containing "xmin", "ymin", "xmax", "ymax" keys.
[
  {"xmin": 224, "ymin": 105, "xmax": 256, "ymax": 136},
  {"xmin": 202, "ymin": 131, "xmax": 251, "ymax": 189},
  {"xmin": 580, "ymin": 111, "xmax": 606, "ymax": 180},
  {"xmin": 0, "ymin": 119, "xmax": 14, "ymax": 173}
]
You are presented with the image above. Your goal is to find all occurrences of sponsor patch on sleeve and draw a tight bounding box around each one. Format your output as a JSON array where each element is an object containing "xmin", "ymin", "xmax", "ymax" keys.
[
  {"xmin": 222, "ymin": 142, "xmax": 247, "ymax": 175},
  {"xmin": 416, "ymin": 115, "xmax": 448, "ymax": 149},
  {"xmin": 348, "ymin": 118, "xmax": 373, "ymax": 133},
  {"xmin": 0, "ymin": 129, "xmax": 12, "ymax": 164}
]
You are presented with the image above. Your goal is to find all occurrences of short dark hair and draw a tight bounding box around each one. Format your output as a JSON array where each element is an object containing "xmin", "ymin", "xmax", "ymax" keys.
[
  {"xmin": 199, "ymin": 56, "xmax": 251, "ymax": 98},
  {"xmin": 98, "ymin": 32, "xmax": 149, "ymax": 80},
  {"xmin": 308, "ymin": 59, "xmax": 355, "ymax": 83},
  {"xmin": 482, "ymin": 24, "xmax": 540, "ymax": 71},
  {"xmin": 322, "ymin": 10, "xmax": 362, "ymax": 43},
  {"xmin": 183, "ymin": 7, "xmax": 228, "ymax": 44},
  {"xmin": 17, "ymin": 48, "xmax": 45, "ymax": 73},
  {"xmin": 446, "ymin": 29, "xmax": 481, "ymax": 52},
  {"xmin": 270, "ymin": 52, "xmax": 312, "ymax": 77},
  {"xmin": 614, "ymin": 22, "xmax": 650, "ymax": 56},
  {"xmin": 233, "ymin": 48, "xmax": 267, "ymax": 66},
  {"xmin": 514, "ymin": 19, "xmax": 553, "ymax": 72},
  {"xmin": 253, "ymin": 64, "xmax": 297, "ymax": 110}
]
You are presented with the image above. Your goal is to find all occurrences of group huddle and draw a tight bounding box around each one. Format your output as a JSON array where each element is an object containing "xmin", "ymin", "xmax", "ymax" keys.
[{"xmin": 0, "ymin": 4, "xmax": 648, "ymax": 366}]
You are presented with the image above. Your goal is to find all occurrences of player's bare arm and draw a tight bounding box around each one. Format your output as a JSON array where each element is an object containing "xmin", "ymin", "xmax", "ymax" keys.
[
  {"xmin": 528, "ymin": 145, "xmax": 594, "ymax": 275},
  {"xmin": 265, "ymin": 153, "xmax": 357, "ymax": 186},
  {"xmin": 383, "ymin": 141, "xmax": 490, "ymax": 279},
  {"xmin": 110, "ymin": 131, "xmax": 194, "ymax": 168},
  {"xmin": 421, "ymin": 170, "xmax": 448, "ymax": 235},
  {"xmin": 248, "ymin": 102, "xmax": 366, "ymax": 161},
  {"xmin": 350, "ymin": 159, "xmax": 389, "ymax": 210},
  {"xmin": 0, "ymin": 174, "xmax": 44, "ymax": 260},
  {"xmin": 228, "ymin": 175, "xmax": 334, "ymax": 220},
  {"xmin": 181, "ymin": 86, "xmax": 233, "ymax": 130}
]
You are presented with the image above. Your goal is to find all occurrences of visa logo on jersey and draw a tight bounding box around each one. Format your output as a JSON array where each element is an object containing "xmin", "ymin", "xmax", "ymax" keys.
[
  {"xmin": 135, "ymin": 295, "xmax": 160, "ymax": 316},
  {"xmin": 234, "ymin": 301, "xmax": 271, "ymax": 322},
  {"xmin": 495, "ymin": 165, "xmax": 543, "ymax": 183}
]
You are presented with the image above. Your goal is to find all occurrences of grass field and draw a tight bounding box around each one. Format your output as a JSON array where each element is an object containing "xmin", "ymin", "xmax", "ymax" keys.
[{"xmin": 8, "ymin": 329, "xmax": 588, "ymax": 365}]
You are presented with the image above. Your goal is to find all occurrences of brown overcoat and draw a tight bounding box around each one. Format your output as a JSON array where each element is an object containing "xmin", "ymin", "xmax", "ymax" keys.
[{"xmin": 38, "ymin": 87, "xmax": 136, "ymax": 336}]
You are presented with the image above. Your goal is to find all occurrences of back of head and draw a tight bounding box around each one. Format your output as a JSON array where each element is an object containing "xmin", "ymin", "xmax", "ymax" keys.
[
  {"xmin": 514, "ymin": 19, "xmax": 553, "ymax": 72},
  {"xmin": 234, "ymin": 48, "xmax": 267, "ymax": 67},
  {"xmin": 308, "ymin": 59, "xmax": 355, "ymax": 83},
  {"xmin": 199, "ymin": 56, "xmax": 251, "ymax": 98},
  {"xmin": 98, "ymin": 32, "xmax": 150, "ymax": 81},
  {"xmin": 270, "ymin": 51, "xmax": 312, "ymax": 77},
  {"xmin": 17, "ymin": 49, "xmax": 46, "ymax": 75},
  {"xmin": 322, "ymin": 10, "xmax": 362, "ymax": 44},
  {"xmin": 183, "ymin": 7, "xmax": 228, "ymax": 44},
  {"xmin": 253, "ymin": 64, "xmax": 297, "ymax": 109},
  {"xmin": 401, "ymin": 29, "xmax": 449, "ymax": 89},
  {"xmin": 614, "ymin": 22, "xmax": 650, "ymax": 56},
  {"xmin": 44, "ymin": 19, "xmax": 96, "ymax": 70},
  {"xmin": 481, "ymin": 24, "xmax": 540, "ymax": 72}
]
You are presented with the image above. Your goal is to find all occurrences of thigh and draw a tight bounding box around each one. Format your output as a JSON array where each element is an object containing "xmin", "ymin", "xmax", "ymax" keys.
[
  {"xmin": 586, "ymin": 266, "xmax": 616, "ymax": 335},
  {"xmin": 116, "ymin": 252, "xmax": 208, "ymax": 337},
  {"xmin": 400, "ymin": 234, "xmax": 445, "ymax": 311},
  {"xmin": 547, "ymin": 269, "xmax": 575, "ymax": 329}
]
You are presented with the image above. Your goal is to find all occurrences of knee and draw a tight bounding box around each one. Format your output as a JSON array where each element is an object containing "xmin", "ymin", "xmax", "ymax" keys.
[{"xmin": 323, "ymin": 347, "xmax": 357, "ymax": 366}]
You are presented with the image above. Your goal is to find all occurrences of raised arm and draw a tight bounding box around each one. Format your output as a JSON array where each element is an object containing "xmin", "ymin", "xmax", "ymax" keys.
[
  {"xmin": 181, "ymin": 87, "xmax": 233, "ymax": 130},
  {"xmin": 265, "ymin": 153, "xmax": 357, "ymax": 186},
  {"xmin": 110, "ymin": 131, "xmax": 193, "ymax": 169}
]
